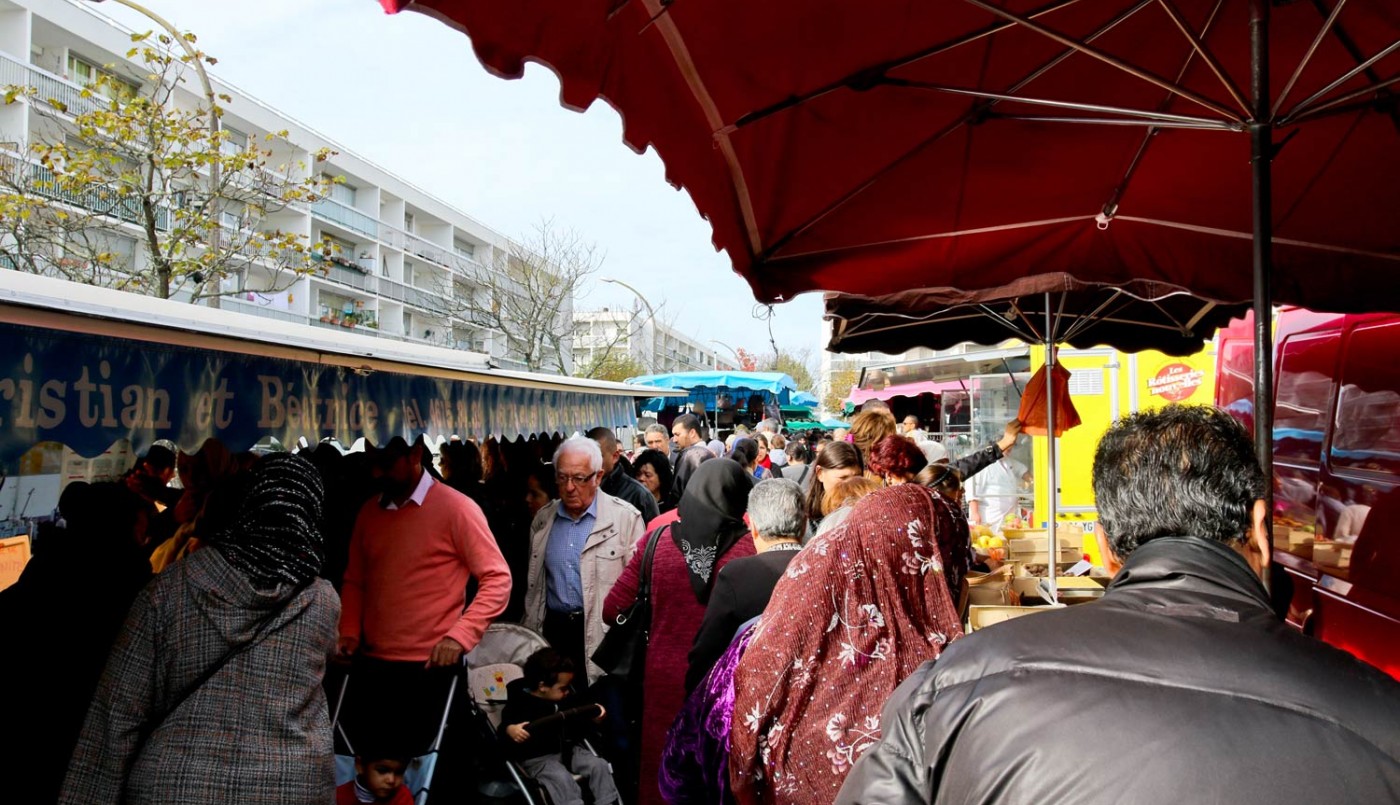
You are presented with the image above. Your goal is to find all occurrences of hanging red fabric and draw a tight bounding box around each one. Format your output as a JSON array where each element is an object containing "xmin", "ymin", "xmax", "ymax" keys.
[{"xmin": 1016, "ymin": 362, "xmax": 1080, "ymax": 438}]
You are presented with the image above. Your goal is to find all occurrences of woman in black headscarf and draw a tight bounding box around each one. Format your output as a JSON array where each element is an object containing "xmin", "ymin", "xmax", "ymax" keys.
[
  {"xmin": 604, "ymin": 458, "xmax": 757, "ymax": 805},
  {"xmin": 61, "ymin": 453, "xmax": 340, "ymax": 805}
]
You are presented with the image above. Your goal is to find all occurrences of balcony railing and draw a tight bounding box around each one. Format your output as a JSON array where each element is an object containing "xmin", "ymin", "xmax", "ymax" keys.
[
  {"xmin": 26, "ymin": 163, "xmax": 171, "ymax": 231},
  {"xmin": 380, "ymin": 276, "xmax": 449, "ymax": 314},
  {"xmin": 0, "ymin": 51, "xmax": 107, "ymax": 119},
  {"xmin": 219, "ymin": 296, "xmax": 305, "ymax": 324},
  {"xmin": 311, "ymin": 196, "xmax": 380, "ymax": 239}
]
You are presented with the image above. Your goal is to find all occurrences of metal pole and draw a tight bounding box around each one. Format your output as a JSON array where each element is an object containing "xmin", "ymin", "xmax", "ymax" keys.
[
  {"xmin": 601, "ymin": 277, "xmax": 657, "ymax": 371},
  {"xmin": 1251, "ymin": 0, "xmax": 1275, "ymax": 524},
  {"xmin": 1044, "ymin": 293, "xmax": 1058, "ymax": 601}
]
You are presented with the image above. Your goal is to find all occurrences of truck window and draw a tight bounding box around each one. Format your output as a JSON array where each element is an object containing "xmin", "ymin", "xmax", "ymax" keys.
[
  {"xmin": 1274, "ymin": 334, "xmax": 1338, "ymax": 466},
  {"xmin": 1332, "ymin": 323, "xmax": 1400, "ymax": 477}
]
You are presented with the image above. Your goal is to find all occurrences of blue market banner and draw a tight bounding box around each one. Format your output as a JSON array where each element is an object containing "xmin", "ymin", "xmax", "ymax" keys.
[{"xmin": 0, "ymin": 322, "xmax": 635, "ymax": 468}]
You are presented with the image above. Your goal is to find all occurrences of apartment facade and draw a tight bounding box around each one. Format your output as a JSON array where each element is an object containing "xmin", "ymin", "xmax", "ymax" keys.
[
  {"xmin": 0, "ymin": 0, "xmax": 568, "ymax": 372},
  {"xmin": 573, "ymin": 307, "xmax": 735, "ymax": 376}
]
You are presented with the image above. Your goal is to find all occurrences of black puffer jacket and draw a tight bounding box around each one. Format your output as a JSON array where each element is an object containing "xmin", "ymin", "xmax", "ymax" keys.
[{"xmin": 836, "ymin": 536, "xmax": 1400, "ymax": 805}]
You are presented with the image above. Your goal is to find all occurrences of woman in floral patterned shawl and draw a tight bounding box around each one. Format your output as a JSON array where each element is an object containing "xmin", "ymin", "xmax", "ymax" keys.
[{"xmin": 729, "ymin": 483, "xmax": 966, "ymax": 805}]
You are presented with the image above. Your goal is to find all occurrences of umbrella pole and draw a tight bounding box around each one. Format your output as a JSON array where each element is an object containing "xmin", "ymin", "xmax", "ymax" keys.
[
  {"xmin": 1250, "ymin": 0, "xmax": 1275, "ymax": 526},
  {"xmin": 1044, "ymin": 293, "xmax": 1058, "ymax": 601}
]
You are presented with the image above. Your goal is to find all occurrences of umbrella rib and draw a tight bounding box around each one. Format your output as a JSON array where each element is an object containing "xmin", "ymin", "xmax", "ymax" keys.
[
  {"xmin": 986, "ymin": 113, "xmax": 1233, "ymax": 129},
  {"xmin": 1058, "ymin": 290, "xmax": 1125, "ymax": 342},
  {"xmin": 1284, "ymin": 38, "xmax": 1400, "ymax": 121},
  {"xmin": 1100, "ymin": 0, "xmax": 1230, "ymax": 221},
  {"xmin": 769, "ymin": 215, "xmax": 1092, "ymax": 262},
  {"xmin": 719, "ymin": 0, "xmax": 1086, "ymax": 136},
  {"xmin": 980, "ymin": 304, "xmax": 1044, "ymax": 341},
  {"xmin": 1282, "ymin": 73, "xmax": 1400, "ymax": 125},
  {"xmin": 1114, "ymin": 215, "xmax": 1400, "ymax": 262},
  {"xmin": 1273, "ymin": 0, "xmax": 1352, "ymax": 119},
  {"xmin": 758, "ymin": 0, "xmax": 1158, "ymax": 263},
  {"xmin": 889, "ymin": 79, "xmax": 1239, "ymax": 128},
  {"xmin": 637, "ymin": 0, "xmax": 764, "ymax": 258},
  {"xmin": 1155, "ymin": 0, "xmax": 1252, "ymax": 118},
  {"xmin": 958, "ymin": 0, "xmax": 1241, "ymax": 122},
  {"xmin": 1183, "ymin": 300, "xmax": 1218, "ymax": 332}
]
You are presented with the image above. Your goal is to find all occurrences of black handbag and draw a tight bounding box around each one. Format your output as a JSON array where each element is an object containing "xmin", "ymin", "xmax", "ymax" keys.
[{"xmin": 591, "ymin": 525, "xmax": 666, "ymax": 681}]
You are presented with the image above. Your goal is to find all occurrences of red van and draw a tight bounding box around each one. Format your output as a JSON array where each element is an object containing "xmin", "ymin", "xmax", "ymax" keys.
[{"xmin": 1217, "ymin": 310, "xmax": 1400, "ymax": 680}]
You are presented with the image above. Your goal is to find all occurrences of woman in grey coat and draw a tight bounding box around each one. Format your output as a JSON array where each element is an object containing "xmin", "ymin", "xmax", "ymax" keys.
[{"xmin": 60, "ymin": 453, "xmax": 340, "ymax": 805}]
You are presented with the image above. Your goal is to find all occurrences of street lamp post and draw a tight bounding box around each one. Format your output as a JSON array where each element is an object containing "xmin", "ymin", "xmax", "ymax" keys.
[
  {"xmin": 88, "ymin": 0, "xmax": 222, "ymax": 301},
  {"xmin": 601, "ymin": 277, "xmax": 657, "ymax": 372},
  {"xmin": 710, "ymin": 339, "xmax": 742, "ymax": 370}
]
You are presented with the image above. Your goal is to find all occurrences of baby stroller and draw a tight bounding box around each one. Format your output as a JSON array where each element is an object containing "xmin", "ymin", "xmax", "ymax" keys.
[
  {"xmin": 330, "ymin": 659, "xmax": 464, "ymax": 804},
  {"xmin": 465, "ymin": 623, "xmax": 615, "ymax": 805}
]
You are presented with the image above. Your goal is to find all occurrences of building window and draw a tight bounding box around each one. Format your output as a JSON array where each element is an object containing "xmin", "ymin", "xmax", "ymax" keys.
[
  {"xmin": 220, "ymin": 126, "xmax": 248, "ymax": 157},
  {"xmin": 324, "ymin": 177, "xmax": 356, "ymax": 207},
  {"xmin": 453, "ymin": 238, "xmax": 476, "ymax": 259},
  {"xmin": 66, "ymin": 53, "xmax": 138, "ymax": 100},
  {"xmin": 404, "ymin": 212, "xmax": 415, "ymax": 233}
]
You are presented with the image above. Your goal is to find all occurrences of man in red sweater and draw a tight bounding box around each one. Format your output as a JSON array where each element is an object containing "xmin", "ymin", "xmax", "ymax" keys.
[{"xmin": 337, "ymin": 436, "xmax": 510, "ymax": 781}]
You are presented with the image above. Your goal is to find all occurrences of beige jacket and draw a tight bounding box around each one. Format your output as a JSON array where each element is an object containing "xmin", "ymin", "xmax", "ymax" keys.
[{"xmin": 523, "ymin": 491, "xmax": 644, "ymax": 684}]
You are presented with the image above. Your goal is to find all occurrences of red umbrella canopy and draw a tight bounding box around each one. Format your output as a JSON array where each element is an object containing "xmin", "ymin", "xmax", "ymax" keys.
[{"xmin": 380, "ymin": 0, "xmax": 1400, "ymax": 311}]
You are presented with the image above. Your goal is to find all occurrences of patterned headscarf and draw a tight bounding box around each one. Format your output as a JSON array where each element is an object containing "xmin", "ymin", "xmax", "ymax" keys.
[
  {"xmin": 672, "ymin": 458, "xmax": 754, "ymax": 603},
  {"xmin": 208, "ymin": 453, "xmax": 325, "ymax": 590},
  {"xmin": 729, "ymin": 484, "xmax": 966, "ymax": 805}
]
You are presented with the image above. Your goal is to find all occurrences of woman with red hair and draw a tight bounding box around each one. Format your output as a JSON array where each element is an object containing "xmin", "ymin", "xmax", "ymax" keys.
[{"xmin": 866, "ymin": 435, "xmax": 928, "ymax": 486}]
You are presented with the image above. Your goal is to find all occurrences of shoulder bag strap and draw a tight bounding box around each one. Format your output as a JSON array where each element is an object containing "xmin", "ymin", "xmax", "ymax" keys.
[{"xmin": 635, "ymin": 524, "xmax": 668, "ymax": 608}]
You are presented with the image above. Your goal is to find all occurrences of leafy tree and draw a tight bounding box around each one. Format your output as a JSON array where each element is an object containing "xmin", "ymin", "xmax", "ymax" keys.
[
  {"xmin": 763, "ymin": 347, "xmax": 817, "ymax": 393},
  {"xmin": 823, "ymin": 367, "xmax": 860, "ymax": 414},
  {"xmin": 580, "ymin": 350, "xmax": 647, "ymax": 383},
  {"xmin": 733, "ymin": 347, "xmax": 760, "ymax": 372},
  {"xmin": 1, "ymin": 31, "xmax": 335, "ymax": 300}
]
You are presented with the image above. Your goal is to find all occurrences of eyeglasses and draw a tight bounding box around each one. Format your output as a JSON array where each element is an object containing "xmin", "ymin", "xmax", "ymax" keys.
[{"xmin": 556, "ymin": 472, "xmax": 598, "ymax": 488}]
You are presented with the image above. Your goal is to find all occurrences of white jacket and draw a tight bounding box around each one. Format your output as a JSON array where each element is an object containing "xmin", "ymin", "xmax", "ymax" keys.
[{"xmin": 523, "ymin": 491, "xmax": 644, "ymax": 684}]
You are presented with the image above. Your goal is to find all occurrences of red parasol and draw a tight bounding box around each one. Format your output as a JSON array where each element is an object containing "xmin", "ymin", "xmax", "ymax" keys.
[{"xmin": 378, "ymin": 0, "xmax": 1400, "ymax": 313}]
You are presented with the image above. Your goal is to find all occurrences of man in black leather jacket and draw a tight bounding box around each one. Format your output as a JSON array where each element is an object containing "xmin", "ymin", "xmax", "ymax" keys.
[{"xmin": 836, "ymin": 405, "xmax": 1400, "ymax": 804}]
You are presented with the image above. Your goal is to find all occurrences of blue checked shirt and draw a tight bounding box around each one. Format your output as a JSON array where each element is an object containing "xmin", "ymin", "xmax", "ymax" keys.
[{"xmin": 544, "ymin": 494, "xmax": 599, "ymax": 612}]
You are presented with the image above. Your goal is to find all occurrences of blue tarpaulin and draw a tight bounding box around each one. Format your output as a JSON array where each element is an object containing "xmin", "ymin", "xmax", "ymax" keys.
[
  {"xmin": 627, "ymin": 371, "xmax": 799, "ymax": 413},
  {"xmin": 0, "ymin": 322, "xmax": 638, "ymax": 469},
  {"xmin": 791, "ymin": 391, "xmax": 819, "ymax": 408}
]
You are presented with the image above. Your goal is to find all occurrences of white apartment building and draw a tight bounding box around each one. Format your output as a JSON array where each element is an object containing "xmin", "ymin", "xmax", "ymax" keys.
[
  {"xmin": 0, "ymin": 0, "xmax": 567, "ymax": 372},
  {"xmin": 573, "ymin": 307, "xmax": 735, "ymax": 375}
]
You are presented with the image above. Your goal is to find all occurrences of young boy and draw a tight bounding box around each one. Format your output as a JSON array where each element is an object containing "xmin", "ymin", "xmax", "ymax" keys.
[
  {"xmin": 501, "ymin": 648, "xmax": 620, "ymax": 805},
  {"xmin": 335, "ymin": 751, "xmax": 414, "ymax": 805}
]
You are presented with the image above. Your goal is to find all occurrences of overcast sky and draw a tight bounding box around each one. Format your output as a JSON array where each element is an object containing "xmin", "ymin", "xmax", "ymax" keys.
[{"xmin": 88, "ymin": 0, "xmax": 828, "ymax": 369}]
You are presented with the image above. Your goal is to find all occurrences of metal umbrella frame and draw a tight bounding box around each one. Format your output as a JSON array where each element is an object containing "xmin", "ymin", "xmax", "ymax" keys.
[
  {"xmin": 380, "ymin": 0, "xmax": 1400, "ymax": 505},
  {"xmin": 827, "ymin": 283, "xmax": 1247, "ymax": 596}
]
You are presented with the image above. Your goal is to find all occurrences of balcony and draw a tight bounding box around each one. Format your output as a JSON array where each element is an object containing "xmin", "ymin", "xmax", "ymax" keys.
[
  {"xmin": 380, "ymin": 276, "xmax": 448, "ymax": 314},
  {"xmin": 311, "ymin": 196, "xmax": 380, "ymax": 239},
  {"xmin": 25, "ymin": 163, "xmax": 170, "ymax": 231},
  {"xmin": 0, "ymin": 51, "xmax": 107, "ymax": 119},
  {"xmin": 219, "ymin": 296, "xmax": 305, "ymax": 324}
]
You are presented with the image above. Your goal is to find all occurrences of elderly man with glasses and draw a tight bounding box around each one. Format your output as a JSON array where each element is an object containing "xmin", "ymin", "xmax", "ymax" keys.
[{"xmin": 523, "ymin": 436, "xmax": 645, "ymax": 688}]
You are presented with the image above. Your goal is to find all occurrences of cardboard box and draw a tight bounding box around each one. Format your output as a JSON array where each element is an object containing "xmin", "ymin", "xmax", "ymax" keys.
[
  {"xmin": 967, "ymin": 603, "xmax": 1065, "ymax": 632},
  {"xmin": 0, "ymin": 535, "xmax": 32, "ymax": 592},
  {"xmin": 1311, "ymin": 542, "xmax": 1352, "ymax": 568}
]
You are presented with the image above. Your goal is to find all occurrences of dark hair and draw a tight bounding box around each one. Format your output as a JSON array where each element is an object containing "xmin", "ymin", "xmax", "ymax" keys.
[
  {"xmin": 1093, "ymin": 405, "xmax": 1266, "ymax": 559},
  {"xmin": 805, "ymin": 441, "xmax": 862, "ymax": 522},
  {"xmin": 867, "ymin": 435, "xmax": 927, "ymax": 480},
  {"xmin": 526, "ymin": 461, "xmax": 559, "ymax": 500},
  {"xmin": 440, "ymin": 441, "xmax": 484, "ymax": 486},
  {"xmin": 916, "ymin": 462, "xmax": 963, "ymax": 501},
  {"xmin": 522, "ymin": 647, "xmax": 575, "ymax": 689},
  {"xmin": 673, "ymin": 414, "xmax": 701, "ymax": 436},
  {"xmin": 141, "ymin": 444, "xmax": 177, "ymax": 472},
  {"xmin": 629, "ymin": 448, "xmax": 674, "ymax": 498},
  {"xmin": 788, "ymin": 442, "xmax": 810, "ymax": 463},
  {"xmin": 730, "ymin": 437, "xmax": 759, "ymax": 469}
]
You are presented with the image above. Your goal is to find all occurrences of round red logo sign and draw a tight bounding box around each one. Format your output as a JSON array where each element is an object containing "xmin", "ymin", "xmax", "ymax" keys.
[{"xmin": 1148, "ymin": 363, "xmax": 1204, "ymax": 402}]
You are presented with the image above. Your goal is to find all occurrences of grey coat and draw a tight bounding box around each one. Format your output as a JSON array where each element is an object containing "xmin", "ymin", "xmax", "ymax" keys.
[{"xmin": 60, "ymin": 547, "xmax": 339, "ymax": 805}]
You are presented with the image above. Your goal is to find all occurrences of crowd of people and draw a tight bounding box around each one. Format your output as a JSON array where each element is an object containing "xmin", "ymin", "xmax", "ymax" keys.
[{"xmin": 2, "ymin": 401, "xmax": 1398, "ymax": 804}]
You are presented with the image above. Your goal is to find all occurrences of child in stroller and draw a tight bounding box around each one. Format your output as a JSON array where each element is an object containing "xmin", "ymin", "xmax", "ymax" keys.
[
  {"xmin": 500, "ymin": 648, "xmax": 620, "ymax": 805},
  {"xmin": 336, "ymin": 747, "xmax": 414, "ymax": 805}
]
